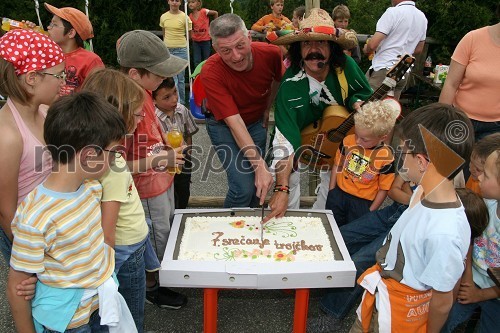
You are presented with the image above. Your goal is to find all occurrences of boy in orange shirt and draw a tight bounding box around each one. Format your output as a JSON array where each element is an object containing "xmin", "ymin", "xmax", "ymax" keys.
[
  {"xmin": 326, "ymin": 100, "xmax": 400, "ymax": 227},
  {"xmin": 44, "ymin": 3, "xmax": 104, "ymax": 95},
  {"xmin": 251, "ymin": 0, "xmax": 291, "ymax": 33}
]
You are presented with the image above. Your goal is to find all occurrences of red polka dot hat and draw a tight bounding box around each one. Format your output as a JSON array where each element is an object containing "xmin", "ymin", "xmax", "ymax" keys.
[{"xmin": 0, "ymin": 29, "xmax": 64, "ymax": 76}]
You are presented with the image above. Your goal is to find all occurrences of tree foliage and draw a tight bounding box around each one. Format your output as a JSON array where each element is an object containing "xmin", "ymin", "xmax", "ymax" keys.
[{"xmin": 1, "ymin": 0, "xmax": 497, "ymax": 67}]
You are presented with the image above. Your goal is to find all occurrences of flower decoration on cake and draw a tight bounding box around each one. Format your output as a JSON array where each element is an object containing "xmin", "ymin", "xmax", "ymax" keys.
[
  {"xmin": 264, "ymin": 220, "xmax": 297, "ymax": 238},
  {"xmin": 230, "ymin": 220, "xmax": 245, "ymax": 228},
  {"xmin": 274, "ymin": 251, "xmax": 296, "ymax": 262}
]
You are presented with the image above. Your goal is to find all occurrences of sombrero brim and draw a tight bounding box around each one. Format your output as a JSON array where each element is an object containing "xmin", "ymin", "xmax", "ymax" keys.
[{"xmin": 272, "ymin": 30, "xmax": 358, "ymax": 50}]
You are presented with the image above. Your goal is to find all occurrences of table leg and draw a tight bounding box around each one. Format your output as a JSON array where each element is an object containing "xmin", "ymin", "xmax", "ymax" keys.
[
  {"xmin": 293, "ymin": 288, "xmax": 310, "ymax": 333},
  {"xmin": 204, "ymin": 288, "xmax": 219, "ymax": 333}
]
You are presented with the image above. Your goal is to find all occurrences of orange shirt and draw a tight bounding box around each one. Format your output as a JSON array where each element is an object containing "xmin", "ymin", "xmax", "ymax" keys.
[
  {"xmin": 335, "ymin": 134, "xmax": 395, "ymax": 201},
  {"xmin": 451, "ymin": 26, "xmax": 500, "ymax": 122},
  {"xmin": 466, "ymin": 177, "xmax": 481, "ymax": 195},
  {"xmin": 251, "ymin": 14, "xmax": 291, "ymax": 32}
]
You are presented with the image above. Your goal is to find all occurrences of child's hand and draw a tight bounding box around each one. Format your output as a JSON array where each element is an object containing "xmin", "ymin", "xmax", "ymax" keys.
[
  {"xmin": 16, "ymin": 275, "xmax": 38, "ymax": 301},
  {"xmin": 155, "ymin": 146, "xmax": 186, "ymax": 170},
  {"xmin": 22, "ymin": 20, "xmax": 37, "ymax": 30},
  {"xmin": 457, "ymin": 281, "xmax": 482, "ymax": 304}
]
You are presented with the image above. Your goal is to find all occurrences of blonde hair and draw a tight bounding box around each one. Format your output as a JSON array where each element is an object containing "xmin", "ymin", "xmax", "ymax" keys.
[
  {"xmin": 332, "ymin": 5, "xmax": 351, "ymax": 20},
  {"xmin": 354, "ymin": 100, "xmax": 399, "ymax": 137},
  {"xmin": 0, "ymin": 58, "xmax": 32, "ymax": 104},
  {"xmin": 81, "ymin": 68, "xmax": 145, "ymax": 133}
]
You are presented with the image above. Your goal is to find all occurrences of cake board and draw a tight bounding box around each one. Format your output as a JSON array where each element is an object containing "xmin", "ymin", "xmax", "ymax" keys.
[{"xmin": 160, "ymin": 208, "xmax": 356, "ymax": 333}]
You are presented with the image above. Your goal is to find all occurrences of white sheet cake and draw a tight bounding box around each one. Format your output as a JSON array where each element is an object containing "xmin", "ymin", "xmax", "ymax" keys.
[{"xmin": 178, "ymin": 216, "xmax": 335, "ymax": 262}]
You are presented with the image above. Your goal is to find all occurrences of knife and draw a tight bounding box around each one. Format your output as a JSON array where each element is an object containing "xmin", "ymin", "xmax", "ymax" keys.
[{"xmin": 260, "ymin": 204, "xmax": 265, "ymax": 247}]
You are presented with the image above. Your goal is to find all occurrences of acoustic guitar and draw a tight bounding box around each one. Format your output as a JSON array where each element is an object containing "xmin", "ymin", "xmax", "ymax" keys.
[{"xmin": 298, "ymin": 54, "xmax": 415, "ymax": 170}]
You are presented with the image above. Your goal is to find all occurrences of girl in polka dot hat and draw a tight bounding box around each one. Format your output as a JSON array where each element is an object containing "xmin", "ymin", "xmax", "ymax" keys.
[{"xmin": 0, "ymin": 29, "xmax": 64, "ymax": 260}]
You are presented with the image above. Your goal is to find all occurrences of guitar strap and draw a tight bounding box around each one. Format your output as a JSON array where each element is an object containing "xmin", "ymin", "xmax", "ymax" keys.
[{"xmin": 335, "ymin": 68, "xmax": 348, "ymax": 104}]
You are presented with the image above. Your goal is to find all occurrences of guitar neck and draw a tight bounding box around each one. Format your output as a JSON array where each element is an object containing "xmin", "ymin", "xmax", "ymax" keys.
[{"xmin": 367, "ymin": 84, "xmax": 392, "ymax": 102}]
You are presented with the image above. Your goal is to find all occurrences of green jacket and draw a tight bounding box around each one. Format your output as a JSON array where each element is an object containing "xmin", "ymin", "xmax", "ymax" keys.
[{"xmin": 274, "ymin": 57, "xmax": 372, "ymax": 152}]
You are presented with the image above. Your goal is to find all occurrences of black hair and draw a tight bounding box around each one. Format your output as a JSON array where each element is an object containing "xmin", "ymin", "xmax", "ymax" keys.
[
  {"xmin": 61, "ymin": 19, "xmax": 84, "ymax": 48},
  {"xmin": 44, "ymin": 92, "xmax": 127, "ymax": 164},
  {"xmin": 152, "ymin": 77, "xmax": 176, "ymax": 99},
  {"xmin": 397, "ymin": 103, "xmax": 474, "ymax": 180},
  {"xmin": 287, "ymin": 40, "xmax": 346, "ymax": 71}
]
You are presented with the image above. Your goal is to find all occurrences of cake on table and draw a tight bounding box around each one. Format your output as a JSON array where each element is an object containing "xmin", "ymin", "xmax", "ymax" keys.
[{"xmin": 178, "ymin": 216, "xmax": 335, "ymax": 262}]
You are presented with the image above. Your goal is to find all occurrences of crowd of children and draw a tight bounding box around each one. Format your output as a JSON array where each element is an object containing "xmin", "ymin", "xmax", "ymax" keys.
[{"xmin": 0, "ymin": 1, "xmax": 498, "ymax": 332}]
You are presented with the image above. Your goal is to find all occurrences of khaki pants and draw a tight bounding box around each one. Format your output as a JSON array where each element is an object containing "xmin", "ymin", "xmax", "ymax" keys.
[{"xmin": 365, "ymin": 68, "xmax": 409, "ymax": 100}]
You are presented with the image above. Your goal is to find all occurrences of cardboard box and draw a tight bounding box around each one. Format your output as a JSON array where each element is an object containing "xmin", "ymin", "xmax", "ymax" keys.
[
  {"xmin": 433, "ymin": 65, "xmax": 449, "ymax": 84},
  {"xmin": 160, "ymin": 209, "xmax": 356, "ymax": 289}
]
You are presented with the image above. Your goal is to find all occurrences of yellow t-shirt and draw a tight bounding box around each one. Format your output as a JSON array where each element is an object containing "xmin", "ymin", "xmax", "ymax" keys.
[
  {"xmin": 159, "ymin": 11, "xmax": 192, "ymax": 48},
  {"xmin": 100, "ymin": 156, "xmax": 149, "ymax": 246}
]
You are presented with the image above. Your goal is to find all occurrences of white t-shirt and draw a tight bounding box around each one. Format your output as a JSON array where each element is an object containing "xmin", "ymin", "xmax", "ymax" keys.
[
  {"xmin": 377, "ymin": 186, "xmax": 470, "ymax": 292},
  {"xmin": 371, "ymin": 1, "xmax": 427, "ymax": 70}
]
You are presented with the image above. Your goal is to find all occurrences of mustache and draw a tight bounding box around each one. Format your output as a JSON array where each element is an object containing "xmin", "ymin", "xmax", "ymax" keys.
[{"xmin": 305, "ymin": 53, "xmax": 326, "ymax": 61}]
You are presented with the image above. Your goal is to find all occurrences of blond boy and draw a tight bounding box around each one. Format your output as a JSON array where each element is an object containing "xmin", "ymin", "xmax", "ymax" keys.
[{"xmin": 326, "ymin": 100, "xmax": 399, "ymax": 226}]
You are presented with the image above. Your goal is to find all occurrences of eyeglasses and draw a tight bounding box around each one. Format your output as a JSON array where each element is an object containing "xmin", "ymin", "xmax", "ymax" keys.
[
  {"xmin": 38, "ymin": 71, "xmax": 67, "ymax": 81},
  {"xmin": 134, "ymin": 112, "xmax": 146, "ymax": 119}
]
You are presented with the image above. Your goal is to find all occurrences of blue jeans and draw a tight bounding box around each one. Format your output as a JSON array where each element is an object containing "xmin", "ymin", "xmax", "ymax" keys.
[
  {"xmin": 319, "ymin": 202, "xmax": 408, "ymax": 319},
  {"xmin": 115, "ymin": 242, "xmax": 146, "ymax": 333},
  {"xmin": 325, "ymin": 186, "xmax": 372, "ymax": 227},
  {"xmin": 168, "ymin": 47, "xmax": 188, "ymax": 105},
  {"xmin": 471, "ymin": 118, "xmax": 500, "ymax": 142},
  {"xmin": 441, "ymin": 294, "xmax": 500, "ymax": 333},
  {"xmin": 192, "ymin": 40, "xmax": 211, "ymax": 69},
  {"xmin": 43, "ymin": 310, "xmax": 108, "ymax": 332},
  {"xmin": 206, "ymin": 116, "xmax": 267, "ymax": 208},
  {"xmin": 0, "ymin": 227, "xmax": 12, "ymax": 262}
]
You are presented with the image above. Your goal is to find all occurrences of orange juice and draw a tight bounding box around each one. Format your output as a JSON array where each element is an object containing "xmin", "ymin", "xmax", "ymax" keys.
[{"xmin": 167, "ymin": 128, "xmax": 183, "ymax": 174}]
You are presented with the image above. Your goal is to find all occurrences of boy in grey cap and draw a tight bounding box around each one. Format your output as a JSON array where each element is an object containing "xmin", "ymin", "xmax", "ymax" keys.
[{"xmin": 117, "ymin": 30, "xmax": 188, "ymax": 310}]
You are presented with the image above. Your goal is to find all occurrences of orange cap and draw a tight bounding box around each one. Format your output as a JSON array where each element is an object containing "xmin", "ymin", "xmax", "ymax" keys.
[{"xmin": 44, "ymin": 3, "xmax": 94, "ymax": 41}]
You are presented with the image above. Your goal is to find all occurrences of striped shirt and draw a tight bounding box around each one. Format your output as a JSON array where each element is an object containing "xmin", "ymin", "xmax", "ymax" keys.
[{"xmin": 10, "ymin": 180, "xmax": 115, "ymax": 329}]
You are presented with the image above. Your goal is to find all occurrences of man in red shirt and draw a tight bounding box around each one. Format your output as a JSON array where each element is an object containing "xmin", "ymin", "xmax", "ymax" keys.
[{"xmin": 200, "ymin": 13, "xmax": 284, "ymax": 208}]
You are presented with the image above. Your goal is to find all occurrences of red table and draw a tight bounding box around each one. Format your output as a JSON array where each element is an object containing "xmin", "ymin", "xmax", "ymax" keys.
[{"xmin": 203, "ymin": 288, "xmax": 310, "ymax": 333}]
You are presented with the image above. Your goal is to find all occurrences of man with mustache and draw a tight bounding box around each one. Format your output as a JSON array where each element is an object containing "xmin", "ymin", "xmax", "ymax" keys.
[
  {"xmin": 200, "ymin": 14, "xmax": 283, "ymax": 208},
  {"xmin": 264, "ymin": 8, "xmax": 372, "ymax": 221}
]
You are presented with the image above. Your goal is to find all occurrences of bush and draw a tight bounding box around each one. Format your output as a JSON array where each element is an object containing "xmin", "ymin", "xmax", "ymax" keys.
[{"xmin": 1, "ymin": 0, "xmax": 497, "ymax": 68}]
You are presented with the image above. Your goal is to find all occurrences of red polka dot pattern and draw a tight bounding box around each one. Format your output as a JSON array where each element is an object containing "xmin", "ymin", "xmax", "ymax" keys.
[{"xmin": 0, "ymin": 29, "xmax": 64, "ymax": 76}]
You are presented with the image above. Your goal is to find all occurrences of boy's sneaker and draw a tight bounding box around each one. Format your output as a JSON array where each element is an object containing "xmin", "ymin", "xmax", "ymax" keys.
[{"xmin": 146, "ymin": 287, "xmax": 187, "ymax": 309}]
